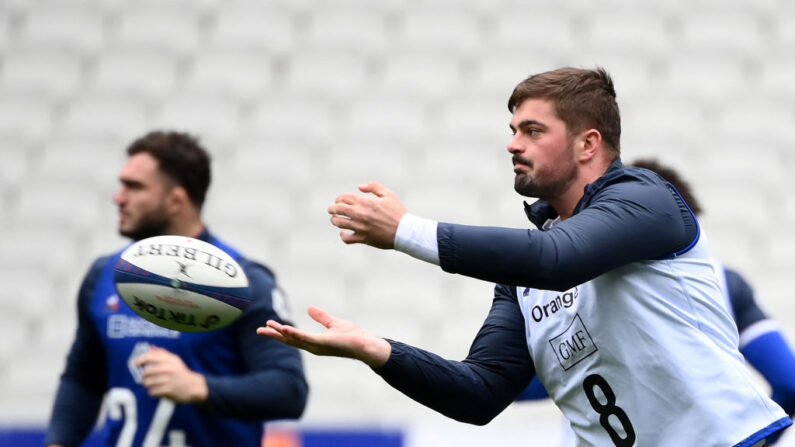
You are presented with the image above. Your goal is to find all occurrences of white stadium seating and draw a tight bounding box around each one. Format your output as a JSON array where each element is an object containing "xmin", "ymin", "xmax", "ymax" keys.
[{"xmin": 0, "ymin": 1, "xmax": 794, "ymax": 445}]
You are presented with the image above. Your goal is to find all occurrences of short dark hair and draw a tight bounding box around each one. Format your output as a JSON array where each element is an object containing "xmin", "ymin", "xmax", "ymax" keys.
[
  {"xmin": 508, "ymin": 67, "xmax": 621, "ymax": 156},
  {"xmin": 631, "ymin": 158, "xmax": 702, "ymax": 216},
  {"xmin": 127, "ymin": 130, "xmax": 212, "ymax": 208}
]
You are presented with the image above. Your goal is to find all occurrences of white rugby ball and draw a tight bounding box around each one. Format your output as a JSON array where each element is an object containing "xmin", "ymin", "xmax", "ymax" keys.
[{"xmin": 113, "ymin": 235, "xmax": 251, "ymax": 332}]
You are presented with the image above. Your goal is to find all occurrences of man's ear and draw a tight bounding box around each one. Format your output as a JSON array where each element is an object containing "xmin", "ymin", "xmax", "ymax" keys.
[
  {"xmin": 166, "ymin": 185, "xmax": 190, "ymax": 215},
  {"xmin": 578, "ymin": 129, "xmax": 603, "ymax": 162}
]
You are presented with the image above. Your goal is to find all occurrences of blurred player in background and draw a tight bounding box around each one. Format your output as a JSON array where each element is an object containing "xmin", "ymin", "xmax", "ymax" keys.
[
  {"xmin": 262, "ymin": 67, "xmax": 791, "ymax": 445},
  {"xmin": 517, "ymin": 158, "xmax": 795, "ymax": 445},
  {"xmin": 45, "ymin": 131, "xmax": 308, "ymax": 447}
]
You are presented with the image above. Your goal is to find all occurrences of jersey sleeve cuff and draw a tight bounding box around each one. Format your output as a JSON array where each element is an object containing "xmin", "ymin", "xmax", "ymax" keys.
[{"xmin": 394, "ymin": 213, "xmax": 440, "ymax": 265}]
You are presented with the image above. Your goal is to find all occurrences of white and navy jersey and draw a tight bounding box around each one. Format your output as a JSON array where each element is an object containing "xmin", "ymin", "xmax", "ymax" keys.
[
  {"xmin": 519, "ymin": 260, "xmax": 795, "ymax": 446},
  {"xmin": 375, "ymin": 159, "xmax": 791, "ymax": 446},
  {"xmin": 517, "ymin": 233, "xmax": 783, "ymax": 446},
  {"xmin": 46, "ymin": 230, "xmax": 307, "ymax": 447}
]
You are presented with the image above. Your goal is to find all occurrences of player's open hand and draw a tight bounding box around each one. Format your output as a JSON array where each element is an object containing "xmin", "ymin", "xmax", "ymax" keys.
[
  {"xmin": 134, "ymin": 346, "xmax": 208, "ymax": 403},
  {"xmin": 257, "ymin": 306, "xmax": 392, "ymax": 368},
  {"xmin": 327, "ymin": 181, "xmax": 407, "ymax": 249}
]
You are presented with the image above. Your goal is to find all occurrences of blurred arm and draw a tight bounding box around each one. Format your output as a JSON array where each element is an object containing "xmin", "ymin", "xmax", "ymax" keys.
[
  {"xmin": 201, "ymin": 263, "xmax": 308, "ymax": 420},
  {"xmin": 45, "ymin": 258, "xmax": 109, "ymax": 447},
  {"xmin": 374, "ymin": 284, "xmax": 534, "ymax": 425}
]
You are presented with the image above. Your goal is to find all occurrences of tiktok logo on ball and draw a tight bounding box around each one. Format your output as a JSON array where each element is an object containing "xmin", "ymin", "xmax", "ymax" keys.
[{"xmin": 131, "ymin": 296, "xmax": 223, "ymax": 330}]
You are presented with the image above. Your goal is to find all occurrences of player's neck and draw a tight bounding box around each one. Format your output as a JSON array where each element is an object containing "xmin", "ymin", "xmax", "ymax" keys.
[
  {"xmin": 551, "ymin": 161, "xmax": 612, "ymax": 220},
  {"xmin": 165, "ymin": 219, "xmax": 205, "ymax": 239}
]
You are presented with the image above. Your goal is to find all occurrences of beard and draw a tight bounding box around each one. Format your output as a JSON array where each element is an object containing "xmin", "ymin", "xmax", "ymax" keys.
[
  {"xmin": 119, "ymin": 206, "xmax": 171, "ymax": 241},
  {"xmin": 512, "ymin": 153, "xmax": 577, "ymax": 201}
]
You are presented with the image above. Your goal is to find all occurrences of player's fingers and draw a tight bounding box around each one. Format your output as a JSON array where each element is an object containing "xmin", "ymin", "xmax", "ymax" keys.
[
  {"xmin": 307, "ymin": 305, "xmax": 333, "ymax": 326},
  {"xmin": 328, "ymin": 201, "xmax": 359, "ymax": 219},
  {"xmin": 257, "ymin": 326, "xmax": 288, "ymax": 343},
  {"xmin": 358, "ymin": 181, "xmax": 392, "ymax": 198},
  {"xmin": 329, "ymin": 214, "xmax": 358, "ymax": 231},
  {"xmin": 134, "ymin": 350, "xmax": 162, "ymax": 367},
  {"xmin": 335, "ymin": 192, "xmax": 358, "ymax": 204},
  {"xmin": 339, "ymin": 230, "xmax": 366, "ymax": 245}
]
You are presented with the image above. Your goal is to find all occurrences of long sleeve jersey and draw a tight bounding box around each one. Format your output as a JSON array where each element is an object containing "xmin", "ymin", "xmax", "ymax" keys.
[{"xmin": 375, "ymin": 159, "xmax": 790, "ymax": 446}]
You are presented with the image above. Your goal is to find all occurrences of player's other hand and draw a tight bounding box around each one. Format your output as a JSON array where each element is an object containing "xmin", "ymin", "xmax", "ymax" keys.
[
  {"xmin": 257, "ymin": 306, "xmax": 392, "ymax": 368},
  {"xmin": 328, "ymin": 181, "xmax": 407, "ymax": 249},
  {"xmin": 134, "ymin": 346, "xmax": 209, "ymax": 403}
]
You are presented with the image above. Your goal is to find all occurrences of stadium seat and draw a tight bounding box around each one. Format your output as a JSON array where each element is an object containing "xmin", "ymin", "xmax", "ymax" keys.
[
  {"xmin": 436, "ymin": 94, "xmax": 511, "ymax": 141},
  {"xmin": 13, "ymin": 185, "xmax": 104, "ymax": 234},
  {"xmin": 376, "ymin": 52, "xmax": 463, "ymax": 101},
  {"xmin": 0, "ymin": 270, "xmax": 54, "ymax": 321},
  {"xmin": 60, "ymin": 95, "xmax": 149, "ymax": 142},
  {"xmin": 580, "ymin": 9, "xmax": 672, "ymax": 56},
  {"xmin": 621, "ymin": 92, "xmax": 708, "ymax": 142},
  {"xmin": 89, "ymin": 50, "xmax": 179, "ymax": 103},
  {"xmin": 16, "ymin": 3, "xmax": 105, "ymax": 56},
  {"xmin": 204, "ymin": 179, "xmax": 294, "ymax": 233},
  {"xmin": 466, "ymin": 50, "xmax": 563, "ymax": 99},
  {"xmin": 489, "ymin": 7, "xmax": 578, "ymax": 57},
  {"xmin": 0, "ymin": 15, "xmax": 9, "ymax": 52},
  {"xmin": 0, "ymin": 94, "xmax": 54, "ymax": 144},
  {"xmin": 679, "ymin": 8, "xmax": 765, "ymax": 56},
  {"xmin": 208, "ymin": 5, "xmax": 297, "ymax": 55},
  {"xmin": 112, "ymin": 5, "xmax": 201, "ymax": 56},
  {"xmin": 664, "ymin": 52, "xmax": 747, "ymax": 102},
  {"xmin": 303, "ymin": 9, "xmax": 390, "ymax": 56},
  {"xmin": 226, "ymin": 137, "xmax": 315, "ymax": 188},
  {"xmin": 37, "ymin": 137, "xmax": 125, "ymax": 189},
  {"xmin": 0, "ymin": 49, "xmax": 83, "ymax": 102},
  {"xmin": 323, "ymin": 137, "xmax": 411, "ymax": 186},
  {"xmin": 282, "ymin": 51, "xmax": 370, "ymax": 100},
  {"xmin": 0, "ymin": 138, "xmax": 33, "ymax": 189},
  {"xmin": 0, "ymin": 311, "xmax": 28, "ymax": 363},
  {"xmin": 151, "ymin": 94, "xmax": 241, "ymax": 149},
  {"xmin": 341, "ymin": 97, "xmax": 428, "ymax": 143},
  {"xmin": 775, "ymin": 12, "xmax": 795, "ymax": 48},
  {"xmin": 183, "ymin": 49, "xmax": 275, "ymax": 102},
  {"xmin": 245, "ymin": 95, "xmax": 335, "ymax": 144},
  {"xmin": 714, "ymin": 96, "xmax": 795, "ymax": 143},
  {"xmin": 759, "ymin": 58, "xmax": 795, "ymax": 99},
  {"xmin": 394, "ymin": 9, "xmax": 483, "ymax": 56}
]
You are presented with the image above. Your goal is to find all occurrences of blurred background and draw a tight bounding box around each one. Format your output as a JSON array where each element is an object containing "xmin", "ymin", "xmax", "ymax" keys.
[{"xmin": 1, "ymin": 0, "xmax": 794, "ymax": 445}]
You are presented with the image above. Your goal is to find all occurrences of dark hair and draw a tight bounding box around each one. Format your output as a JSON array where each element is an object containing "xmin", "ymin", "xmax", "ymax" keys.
[
  {"xmin": 508, "ymin": 67, "xmax": 621, "ymax": 156},
  {"xmin": 127, "ymin": 130, "xmax": 212, "ymax": 208},
  {"xmin": 631, "ymin": 158, "xmax": 702, "ymax": 216}
]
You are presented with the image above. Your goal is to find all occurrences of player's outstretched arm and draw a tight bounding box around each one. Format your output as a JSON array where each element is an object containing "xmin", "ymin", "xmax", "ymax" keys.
[
  {"xmin": 328, "ymin": 181, "xmax": 407, "ymax": 249},
  {"xmin": 257, "ymin": 306, "xmax": 393, "ymax": 368}
]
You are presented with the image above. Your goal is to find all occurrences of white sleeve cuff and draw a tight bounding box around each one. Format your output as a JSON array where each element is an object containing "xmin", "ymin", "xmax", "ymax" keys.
[
  {"xmin": 394, "ymin": 213, "xmax": 440, "ymax": 265},
  {"xmin": 738, "ymin": 319, "xmax": 780, "ymax": 350}
]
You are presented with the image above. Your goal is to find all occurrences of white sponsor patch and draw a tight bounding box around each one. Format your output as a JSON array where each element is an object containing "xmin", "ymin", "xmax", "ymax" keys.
[{"xmin": 549, "ymin": 314, "xmax": 598, "ymax": 371}]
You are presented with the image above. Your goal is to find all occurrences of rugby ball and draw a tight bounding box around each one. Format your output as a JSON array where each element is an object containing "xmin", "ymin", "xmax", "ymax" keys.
[{"xmin": 113, "ymin": 235, "xmax": 252, "ymax": 332}]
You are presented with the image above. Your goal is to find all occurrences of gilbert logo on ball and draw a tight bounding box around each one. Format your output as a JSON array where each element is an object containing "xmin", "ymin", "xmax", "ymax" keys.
[{"xmin": 113, "ymin": 235, "xmax": 252, "ymax": 332}]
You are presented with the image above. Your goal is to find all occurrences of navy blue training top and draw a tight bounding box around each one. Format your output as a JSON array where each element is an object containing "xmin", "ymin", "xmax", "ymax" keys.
[
  {"xmin": 374, "ymin": 159, "xmax": 699, "ymax": 424},
  {"xmin": 46, "ymin": 229, "xmax": 308, "ymax": 447}
]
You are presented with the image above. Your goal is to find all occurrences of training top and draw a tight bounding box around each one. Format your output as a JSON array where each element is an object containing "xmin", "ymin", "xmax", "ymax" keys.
[
  {"xmin": 46, "ymin": 229, "xmax": 307, "ymax": 447},
  {"xmin": 375, "ymin": 159, "xmax": 791, "ymax": 446}
]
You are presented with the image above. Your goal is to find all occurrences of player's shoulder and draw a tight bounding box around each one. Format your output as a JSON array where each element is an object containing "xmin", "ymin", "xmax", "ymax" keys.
[
  {"xmin": 238, "ymin": 258, "xmax": 277, "ymax": 285},
  {"xmin": 85, "ymin": 251, "xmax": 120, "ymax": 279},
  {"xmin": 584, "ymin": 161, "xmax": 681, "ymax": 219},
  {"xmin": 599, "ymin": 163, "xmax": 671, "ymax": 198},
  {"xmin": 722, "ymin": 266, "xmax": 750, "ymax": 289}
]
